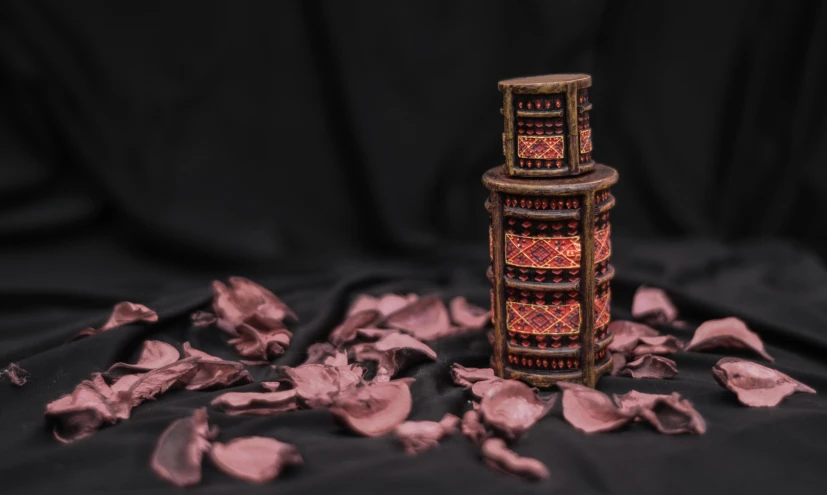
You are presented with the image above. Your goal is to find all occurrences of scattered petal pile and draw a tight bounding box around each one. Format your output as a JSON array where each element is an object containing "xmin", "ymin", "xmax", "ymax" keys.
[
  {"xmin": 686, "ymin": 317, "xmax": 774, "ymax": 361},
  {"xmin": 1, "ymin": 363, "xmax": 29, "ymax": 386},
  {"xmin": 608, "ymin": 320, "xmax": 682, "ymax": 378},
  {"xmin": 712, "ymin": 357, "xmax": 815, "ymax": 407},
  {"xmin": 75, "ymin": 301, "xmax": 158, "ymax": 339}
]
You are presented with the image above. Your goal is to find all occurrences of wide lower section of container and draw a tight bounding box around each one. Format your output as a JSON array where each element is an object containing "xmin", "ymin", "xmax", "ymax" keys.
[{"xmin": 483, "ymin": 164, "xmax": 618, "ymax": 388}]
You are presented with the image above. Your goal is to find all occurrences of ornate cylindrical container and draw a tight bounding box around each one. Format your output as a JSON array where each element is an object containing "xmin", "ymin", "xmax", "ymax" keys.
[{"xmin": 483, "ymin": 74, "xmax": 617, "ymax": 388}]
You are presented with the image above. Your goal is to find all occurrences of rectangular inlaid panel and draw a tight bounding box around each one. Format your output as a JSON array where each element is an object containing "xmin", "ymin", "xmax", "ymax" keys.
[
  {"xmin": 505, "ymin": 291, "xmax": 610, "ymax": 337},
  {"xmin": 579, "ymin": 128, "xmax": 592, "ymax": 154},
  {"xmin": 517, "ymin": 135, "xmax": 565, "ymax": 160}
]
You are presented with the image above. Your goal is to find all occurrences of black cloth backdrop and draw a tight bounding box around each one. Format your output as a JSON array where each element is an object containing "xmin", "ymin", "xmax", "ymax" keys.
[{"xmin": 1, "ymin": 1, "xmax": 827, "ymax": 493}]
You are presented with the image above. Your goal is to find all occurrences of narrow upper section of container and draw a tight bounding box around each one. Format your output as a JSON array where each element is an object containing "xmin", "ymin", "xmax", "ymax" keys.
[{"xmin": 499, "ymin": 74, "xmax": 594, "ymax": 178}]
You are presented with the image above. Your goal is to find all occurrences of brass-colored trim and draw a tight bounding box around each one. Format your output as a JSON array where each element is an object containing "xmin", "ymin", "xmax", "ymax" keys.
[
  {"xmin": 490, "ymin": 192, "xmax": 508, "ymax": 377},
  {"xmin": 580, "ymin": 190, "xmax": 597, "ymax": 387},
  {"xmin": 515, "ymin": 109, "xmax": 564, "ymax": 118},
  {"xmin": 566, "ymin": 82, "xmax": 580, "ymax": 174}
]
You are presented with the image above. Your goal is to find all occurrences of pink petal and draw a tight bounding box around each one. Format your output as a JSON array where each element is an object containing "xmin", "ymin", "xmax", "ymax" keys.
[
  {"xmin": 350, "ymin": 332, "xmax": 436, "ymax": 379},
  {"xmin": 328, "ymin": 309, "xmax": 381, "ymax": 347},
  {"xmin": 479, "ymin": 380, "xmax": 556, "ymax": 439},
  {"xmin": 355, "ymin": 328, "xmax": 397, "ymax": 340},
  {"xmin": 272, "ymin": 364, "xmax": 364, "ymax": 408},
  {"xmin": 228, "ymin": 322, "xmax": 292, "ymax": 361},
  {"xmin": 635, "ymin": 393, "xmax": 707, "ymax": 435},
  {"xmin": 104, "ymin": 340, "xmax": 180, "ymax": 378},
  {"xmin": 346, "ymin": 294, "xmax": 379, "ymax": 316},
  {"xmin": 557, "ymin": 382, "xmax": 636, "ymax": 433},
  {"xmin": 212, "ymin": 277, "xmax": 297, "ymax": 334},
  {"xmin": 394, "ymin": 413, "xmax": 459, "ymax": 454},
  {"xmin": 612, "ymin": 390, "xmax": 672, "ymax": 410},
  {"xmin": 632, "ymin": 286, "xmax": 678, "ymax": 324},
  {"xmin": 451, "ymin": 364, "xmax": 496, "ymax": 388},
  {"xmin": 329, "ymin": 380, "xmax": 414, "ymax": 437},
  {"xmin": 481, "ymin": 438, "xmax": 550, "ymax": 481},
  {"xmin": 448, "ymin": 297, "xmax": 491, "ymax": 329},
  {"xmin": 608, "ymin": 320, "xmax": 660, "ymax": 355},
  {"xmin": 1, "ymin": 363, "xmax": 29, "ymax": 387},
  {"xmin": 191, "ymin": 311, "xmax": 217, "ymax": 327},
  {"xmin": 377, "ymin": 293, "xmax": 419, "ymax": 316},
  {"xmin": 621, "ymin": 354, "xmax": 678, "ymax": 379},
  {"xmin": 610, "ymin": 354, "xmax": 627, "ymax": 376},
  {"xmin": 686, "ymin": 317, "xmax": 774, "ymax": 361},
  {"xmin": 303, "ymin": 342, "xmax": 349, "ymax": 367},
  {"xmin": 150, "ymin": 408, "xmax": 217, "ymax": 487},
  {"xmin": 74, "ymin": 302, "xmax": 158, "ymax": 339},
  {"xmin": 209, "ymin": 436, "xmax": 302, "ymax": 484},
  {"xmin": 385, "ymin": 295, "xmax": 452, "ymax": 341},
  {"xmin": 182, "ymin": 343, "xmax": 252, "ymax": 391},
  {"xmin": 712, "ymin": 357, "xmax": 815, "ymax": 407},
  {"xmin": 470, "ymin": 378, "xmax": 507, "ymax": 400},
  {"xmin": 124, "ymin": 358, "xmax": 201, "ymax": 407},
  {"xmin": 45, "ymin": 376, "xmax": 120, "ymax": 443},
  {"xmin": 211, "ymin": 389, "xmax": 299, "ymax": 416},
  {"xmin": 460, "ymin": 409, "xmax": 489, "ymax": 446},
  {"xmin": 632, "ymin": 335, "xmax": 684, "ymax": 357}
]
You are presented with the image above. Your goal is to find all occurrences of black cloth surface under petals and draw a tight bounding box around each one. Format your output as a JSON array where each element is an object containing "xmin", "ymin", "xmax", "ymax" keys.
[{"xmin": 1, "ymin": 1, "xmax": 827, "ymax": 494}]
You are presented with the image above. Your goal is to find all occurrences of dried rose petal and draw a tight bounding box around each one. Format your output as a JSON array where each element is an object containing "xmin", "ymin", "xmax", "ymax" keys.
[
  {"xmin": 686, "ymin": 317, "xmax": 774, "ymax": 361},
  {"xmin": 355, "ymin": 328, "xmax": 396, "ymax": 340},
  {"xmin": 1, "ymin": 363, "xmax": 29, "ymax": 386},
  {"xmin": 151, "ymin": 408, "xmax": 217, "ymax": 487},
  {"xmin": 451, "ymin": 364, "xmax": 495, "ymax": 388},
  {"xmin": 329, "ymin": 309, "xmax": 381, "ymax": 347},
  {"xmin": 632, "ymin": 335, "xmax": 684, "ymax": 357},
  {"xmin": 621, "ymin": 355, "xmax": 678, "ymax": 379},
  {"xmin": 608, "ymin": 320, "xmax": 660, "ymax": 355},
  {"xmin": 330, "ymin": 380, "xmax": 414, "ymax": 437},
  {"xmin": 272, "ymin": 364, "xmax": 364, "ymax": 408},
  {"xmin": 211, "ymin": 389, "xmax": 299, "ymax": 416},
  {"xmin": 632, "ymin": 286, "xmax": 678, "ymax": 324},
  {"xmin": 45, "ymin": 377, "xmax": 120, "ymax": 443},
  {"xmin": 461, "ymin": 409, "xmax": 488, "ymax": 446},
  {"xmin": 212, "ymin": 277, "xmax": 297, "ymax": 334},
  {"xmin": 104, "ymin": 340, "xmax": 181, "ymax": 379},
  {"xmin": 303, "ymin": 342, "xmax": 349, "ymax": 367},
  {"xmin": 377, "ymin": 293, "xmax": 419, "ymax": 316},
  {"xmin": 125, "ymin": 358, "xmax": 200, "ymax": 407},
  {"xmin": 636, "ymin": 393, "xmax": 706, "ymax": 435},
  {"xmin": 75, "ymin": 302, "xmax": 158, "ymax": 339},
  {"xmin": 479, "ymin": 381, "xmax": 556, "ymax": 439},
  {"xmin": 228, "ymin": 322, "xmax": 291, "ymax": 361},
  {"xmin": 470, "ymin": 378, "xmax": 507, "ymax": 400},
  {"xmin": 385, "ymin": 295, "xmax": 452, "ymax": 341},
  {"xmin": 209, "ymin": 436, "xmax": 302, "ymax": 484},
  {"xmin": 712, "ymin": 357, "xmax": 815, "ymax": 407},
  {"xmin": 448, "ymin": 297, "xmax": 491, "ymax": 329},
  {"xmin": 394, "ymin": 413, "xmax": 460, "ymax": 454},
  {"xmin": 191, "ymin": 311, "xmax": 217, "ymax": 327},
  {"xmin": 350, "ymin": 332, "xmax": 436, "ymax": 379},
  {"xmin": 610, "ymin": 354, "xmax": 627, "ymax": 376},
  {"xmin": 346, "ymin": 294, "xmax": 380, "ymax": 316},
  {"xmin": 557, "ymin": 382, "xmax": 635, "ymax": 433},
  {"xmin": 612, "ymin": 390, "xmax": 671, "ymax": 410},
  {"xmin": 182, "ymin": 343, "xmax": 252, "ymax": 391},
  {"xmin": 481, "ymin": 438, "xmax": 549, "ymax": 481}
]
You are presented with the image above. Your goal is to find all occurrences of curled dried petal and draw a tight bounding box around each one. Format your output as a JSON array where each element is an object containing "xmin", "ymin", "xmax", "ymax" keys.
[
  {"xmin": 635, "ymin": 393, "xmax": 706, "ymax": 435},
  {"xmin": 191, "ymin": 311, "xmax": 217, "ymax": 327},
  {"xmin": 394, "ymin": 413, "xmax": 459, "ymax": 454},
  {"xmin": 125, "ymin": 358, "xmax": 201, "ymax": 407},
  {"xmin": 450, "ymin": 364, "xmax": 495, "ymax": 388},
  {"xmin": 104, "ymin": 340, "xmax": 180, "ymax": 379},
  {"xmin": 273, "ymin": 364, "xmax": 364, "ymax": 408},
  {"xmin": 228, "ymin": 322, "xmax": 291, "ymax": 361},
  {"xmin": 330, "ymin": 380, "xmax": 414, "ymax": 437},
  {"xmin": 608, "ymin": 320, "xmax": 660, "ymax": 355},
  {"xmin": 461, "ymin": 409, "xmax": 489, "ymax": 446},
  {"xmin": 610, "ymin": 353, "xmax": 627, "ymax": 376},
  {"xmin": 686, "ymin": 317, "xmax": 774, "ymax": 361},
  {"xmin": 45, "ymin": 379, "xmax": 120, "ymax": 443},
  {"xmin": 470, "ymin": 378, "xmax": 507, "ymax": 400},
  {"xmin": 1, "ymin": 363, "xmax": 29, "ymax": 386},
  {"xmin": 712, "ymin": 357, "xmax": 815, "ymax": 407},
  {"xmin": 350, "ymin": 332, "xmax": 436, "ymax": 379},
  {"xmin": 632, "ymin": 286, "xmax": 678, "ymax": 324},
  {"xmin": 151, "ymin": 408, "xmax": 216, "ymax": 487},
  {"xmin": 329, "ymin": 309, "xmax": 381, "ymax": 347},
  {"xmin": 211, "ymin": 389, "xmax": 299, "ymax": 416},
  {"xmin": 481, "ymin": 438, "xmax": 549, "ymax": 481},
  {"xmin": 209, "ymin": 436, "xmax": 302, "ymax": 484},
  {"xmin": 385, "ymin": 295, "xmax": 452, "ymax": 341},
  {"xmin": 212, "ymin": 277, "xmax": 297, "ymax": 335},
  {"xmin": 479, "ymin": 381, "xmax": 556, "ymax": 439},
  {"xmin": 612, "ymin": 390, "xmax": 671, "ymax": 410},
  {"xmin": 557, "ymin": 382, "xmax": 635, "ymax": 433},
  {"xmin": 74, "ymin": 302, "xmax": 158, "ymax": 339},
  {"xmin": 621, "ymin": 354, "xmax": 678, "ymax": 379},
  {"xmin": 182, "ymin": 343, "xmax": 252, "ymax": 391},
  {"xmin": 448, "ymin": 297, "xmax": 491, "ymax": 329},
  {"xmin": 632, "ymin": 335, "xmax": 684, "ymax": 357},
  {"xmin": 303, "ymin": 342, "xmax": 349, "ymax": 367}
]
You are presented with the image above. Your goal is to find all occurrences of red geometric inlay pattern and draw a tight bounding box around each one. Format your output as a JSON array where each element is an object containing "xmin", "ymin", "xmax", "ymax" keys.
[
  {"xmin": 580, "ymin": 128, "xmax": 592, "ymax": 154},
  {"xmin": 594, "ymin": 291, "xmax": 610, "ymax": 329},
  {"xmin": 506, "ymin": 301, "xmax": 580, "ymax": 335},
  {"xmin": 595, "ymin": 226, "xmax": 611, "ymax": 264},
  {"xmin": 505, "ymin": 234, "xmax": 581, "ymax": 269},
  {"xmin": 517, "ymin": 135, "xmax": 564, "ymax": 160}
]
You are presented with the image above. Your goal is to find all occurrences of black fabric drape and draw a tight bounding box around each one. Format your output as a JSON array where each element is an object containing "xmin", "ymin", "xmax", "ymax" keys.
[{"xmin": 1, "ymin": 1, "xmax": 826, "ymax": 494}]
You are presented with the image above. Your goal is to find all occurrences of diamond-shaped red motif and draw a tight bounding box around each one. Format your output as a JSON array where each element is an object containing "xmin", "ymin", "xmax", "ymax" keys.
[
  {"xmin": 506, "ymin": 234, "xmax": 581, "ymax": 269},
  {"xmin": 580, "ymin": 128, "xmax": 592, "ymax": 154},
  {"xmin": 595, "ymin": 226, "xmax": 611, "ymax": 263},
  {"xmin": 517, "ymin": 135, "xmax": 564, "ymax": 159}
]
